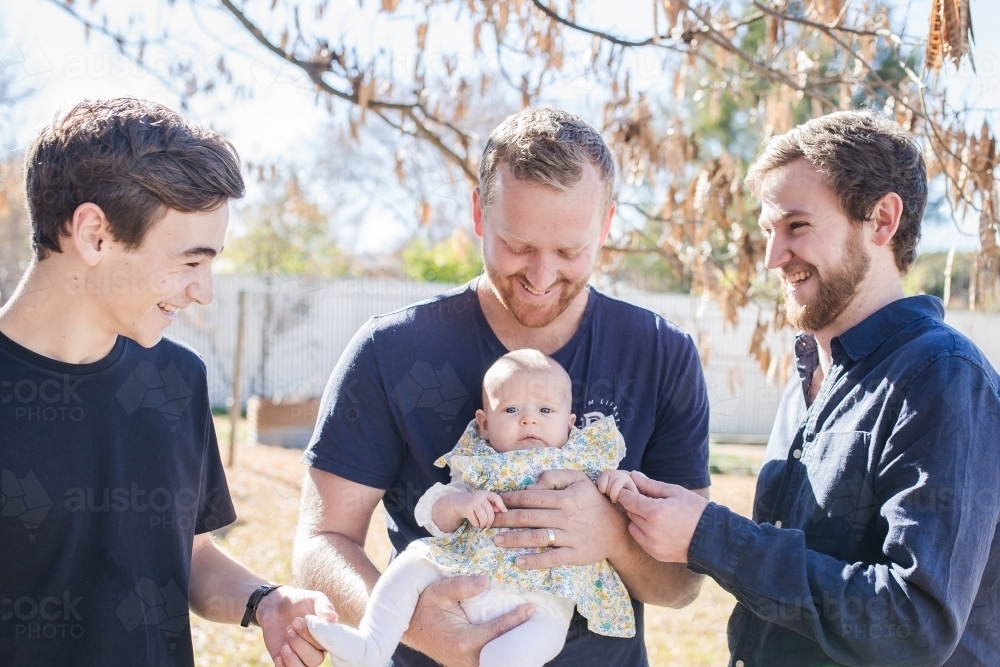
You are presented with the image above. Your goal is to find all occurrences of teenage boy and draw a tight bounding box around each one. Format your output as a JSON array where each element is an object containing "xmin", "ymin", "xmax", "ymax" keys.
[{"xmin": 0, "ymin": 98, "xmax": 334, "ymax": 667}]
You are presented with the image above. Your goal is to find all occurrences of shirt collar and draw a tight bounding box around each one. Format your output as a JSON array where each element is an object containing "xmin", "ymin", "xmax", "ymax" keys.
[
  {"xmin": 836, "ymin": 295, "xmax": 944, "ymax": 361},
  {"xmin": 794, "ymin": 295, "xmax": 944, "ymax": 378}
]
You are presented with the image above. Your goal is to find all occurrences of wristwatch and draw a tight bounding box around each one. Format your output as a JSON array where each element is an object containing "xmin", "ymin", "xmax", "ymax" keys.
[{"xmin": 240, "ymin": 584, "xmax": 281, "ymax": 627}]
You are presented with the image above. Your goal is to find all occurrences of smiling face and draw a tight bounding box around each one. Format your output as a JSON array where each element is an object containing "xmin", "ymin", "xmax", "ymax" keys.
[
  {"xmin": 89, "ymin": 204, "xmax": 229, "ymax": 348},
  {"xmin": 474, "ymin": 163, "xmax": 613, "ymax": 329},
  {"xmin": 758, "ymin": 160, "xmax": 871, "ymax": 333},
  {"xmin": 476, "ymin": 365, "xmax": 575, "ymax": 452}
]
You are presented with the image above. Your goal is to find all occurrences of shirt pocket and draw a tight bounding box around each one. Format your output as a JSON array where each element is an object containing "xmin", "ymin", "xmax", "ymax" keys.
[{"xmin": 797, "ymin": 431, "xmax": 876, "ymax": 556}]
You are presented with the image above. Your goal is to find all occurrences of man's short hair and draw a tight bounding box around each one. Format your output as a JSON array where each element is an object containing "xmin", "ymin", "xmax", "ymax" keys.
[
  {"xmin": 479, "ymin": 107, "xmax": 616, "ymax": 210},
  {"xmin": 745, "ymin": 109, "xmax": 927, "ymax": 272},
  {"xmin": 25, "ymin": 97, "xmax": 245, "ymax": 259}
]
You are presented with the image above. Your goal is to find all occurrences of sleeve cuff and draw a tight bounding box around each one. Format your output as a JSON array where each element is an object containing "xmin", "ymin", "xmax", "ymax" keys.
[
  {"xmin": 686, "ymin": 502, "xmax": 755, "ymax": 585},
  {"xmin": 414, "ymin": 482, "xmax": 469, "ymax": 537}
]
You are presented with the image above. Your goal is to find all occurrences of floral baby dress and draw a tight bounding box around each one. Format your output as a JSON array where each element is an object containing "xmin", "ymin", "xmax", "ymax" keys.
[{"xmin": 418, "ymin": 415, "xmax": 636, "ymax": 638}]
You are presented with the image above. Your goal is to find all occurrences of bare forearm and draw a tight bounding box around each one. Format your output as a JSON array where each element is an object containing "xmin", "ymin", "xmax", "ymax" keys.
[
  {"xmin": 612, "ymin": 485, "xmax": 711, "ymax": 608},
  {"xmin": 611, "ymin": 531, "xmax": 704, "ymax": 608},
  {"xmin": 189, "ymin": 538, "xmax": 270, "ymax": 623},
  {"xmin": 292, "ymin": 531, "xmax": 381, "ymax": 627}
]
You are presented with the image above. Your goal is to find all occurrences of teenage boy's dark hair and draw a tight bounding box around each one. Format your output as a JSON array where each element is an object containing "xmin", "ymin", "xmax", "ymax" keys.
[
  {"xmin": 746, "ymin": 109, "xmax": 927, "ymax": 272},
  {"xmin": 25, "ymin": 97, "xmax": 245, "ymax": 259}
]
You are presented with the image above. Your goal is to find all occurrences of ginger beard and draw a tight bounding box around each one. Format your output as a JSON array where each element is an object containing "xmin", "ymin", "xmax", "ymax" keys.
[
  {"xmin": 483, "ymin": 259, "xmax": 589, "ymax": 329},
  {"xmin": 782, "ymin": 225, "xmax": 871, "ymax": 333}
]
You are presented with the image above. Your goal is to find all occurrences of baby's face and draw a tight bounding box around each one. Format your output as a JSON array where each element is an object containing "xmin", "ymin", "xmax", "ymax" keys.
[{"xmin": 476, "ymin": 369, "xmax": 575, "ymax": 452}]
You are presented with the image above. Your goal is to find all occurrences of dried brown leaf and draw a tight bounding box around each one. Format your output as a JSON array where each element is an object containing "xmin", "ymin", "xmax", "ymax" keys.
[
  {"xmin": 417, "ymin": 23, "xmax": 428, "ymax": 52},
  {"xmin": 661, "ymin": 0, "xmax": 681, "ymax": 33}
]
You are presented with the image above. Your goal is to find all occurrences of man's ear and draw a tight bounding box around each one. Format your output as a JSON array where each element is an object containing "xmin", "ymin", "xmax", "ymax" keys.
[
  {"xmin": 599, "ymin": 202, "xmax": 616, "ymax": 247},
  {"xmin": 69, "ymin": 203, "xmax": 111, "ymax": 267},
  {"xmin": 472, "ymin": 187, "xmax": 485, "ymax": 239},
  {"xmin": 870, "ymin": 192, "xmax": 903, "ymax": 248},
  {"xmin": 475, "ymin": 408, "xmax": 488, "ymax": 438}
]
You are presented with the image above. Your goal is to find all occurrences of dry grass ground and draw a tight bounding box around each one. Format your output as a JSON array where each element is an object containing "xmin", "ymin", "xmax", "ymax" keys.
[{"xmin": 193, "ymin": 419, "xmax": 757, "ymax": 666}]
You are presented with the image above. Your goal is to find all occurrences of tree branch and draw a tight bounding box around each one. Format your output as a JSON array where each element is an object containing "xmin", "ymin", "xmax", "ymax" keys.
[
  {"xmin": 47, "ymin": 0, "xmax": 184, "ymax": 100},
  {"xmin": 673, "ymin": 0, "xmax": 838, "ymax": 109},
  {"xmin": 218, "ymin": 0, "xmax": 477, "ymax": 182},
  {"xmin": 751, "ymin": 0, "xmax": 891, "ymax": 38}
]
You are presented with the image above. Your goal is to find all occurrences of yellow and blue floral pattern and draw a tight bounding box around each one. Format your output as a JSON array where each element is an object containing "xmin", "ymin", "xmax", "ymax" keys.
[{"xmin": 420, "ymin": 415, "xmax": 635, "ymax": 638}]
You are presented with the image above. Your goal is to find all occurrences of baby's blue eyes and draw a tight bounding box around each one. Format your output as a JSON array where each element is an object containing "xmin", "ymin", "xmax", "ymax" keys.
[
  {"xmin": 505, "ymin": 407, "xmax": 518, "ymax": 413},
  {"xmin": 540, "ymin": 407, "xmax": 552, "ymax": 414}
]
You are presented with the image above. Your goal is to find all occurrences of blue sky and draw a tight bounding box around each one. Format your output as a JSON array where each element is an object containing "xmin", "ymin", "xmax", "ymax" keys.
[{"xmin": 2, "ymin": 0, "xmax": 997, "ymax": 254}]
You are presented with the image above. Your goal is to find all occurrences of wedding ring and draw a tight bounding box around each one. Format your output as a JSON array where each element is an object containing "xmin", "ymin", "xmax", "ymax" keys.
[{"xmin": 546, "ymin": 528, "xmax": 556, "ymax": 548}]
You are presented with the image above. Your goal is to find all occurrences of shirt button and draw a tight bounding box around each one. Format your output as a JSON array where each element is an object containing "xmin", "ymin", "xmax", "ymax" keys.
[
  {"xmin": 735, "ymin": 661, "xmax": 745, "ymax": 667},
  {"xmin": 774, "ymin": 520, "xmax": 782, "ymax": 528},
  {"xmin": 792, "ymin": 449, "xmax": 802, "ymax": 459}
]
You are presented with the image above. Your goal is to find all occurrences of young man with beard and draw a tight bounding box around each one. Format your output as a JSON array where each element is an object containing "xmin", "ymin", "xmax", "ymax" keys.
[
  {"xmin": 615, "ymin": 110, "xmax": 1000, "ymax": 666},
  {"xmin": 0, "ymin": 98, "xmax": 335, "ymax": 667},
  {"xmin": 294, "ymin": 108, "xmax": 712, "ymax": 667}
]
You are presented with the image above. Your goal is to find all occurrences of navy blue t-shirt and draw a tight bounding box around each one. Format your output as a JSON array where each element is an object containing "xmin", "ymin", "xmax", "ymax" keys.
[
  {"xmin": 0, "ymin": 332, "xmax": 236, "ymax": 667},
  {"xmin": 303, "ymin": 279, "xmax": 710, "ymax": 666}
]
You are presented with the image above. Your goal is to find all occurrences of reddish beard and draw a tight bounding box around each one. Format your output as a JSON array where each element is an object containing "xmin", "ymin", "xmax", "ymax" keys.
[
  {"xmin": 484, "ymin": 263, "xmax": 589, "ymax": 329},
  {"xmin": 783, "ymin": 226, "xmax": 870, "ymax": 333}
]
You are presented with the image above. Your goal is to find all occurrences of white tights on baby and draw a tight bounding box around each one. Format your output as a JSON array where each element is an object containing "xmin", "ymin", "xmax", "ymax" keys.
[{"xmin": 305, "ymin": 548, "xmax": 574, "ymax": 667}]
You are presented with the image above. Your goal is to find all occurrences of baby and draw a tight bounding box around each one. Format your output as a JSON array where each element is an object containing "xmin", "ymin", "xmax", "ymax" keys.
[{"xmin": 302, "ymin": 349, "xmax": 638, "ymax": 667}]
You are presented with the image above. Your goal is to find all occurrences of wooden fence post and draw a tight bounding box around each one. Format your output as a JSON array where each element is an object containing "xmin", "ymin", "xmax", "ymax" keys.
[{"xmin": 228, "ymin": 290, "xmax": 246, "ymax": 467}]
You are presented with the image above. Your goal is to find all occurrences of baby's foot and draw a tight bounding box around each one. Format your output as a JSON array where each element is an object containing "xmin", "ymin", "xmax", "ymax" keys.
[{"xmin": 303, "ymin": 614, "xmax": 340, "ymax": 653}]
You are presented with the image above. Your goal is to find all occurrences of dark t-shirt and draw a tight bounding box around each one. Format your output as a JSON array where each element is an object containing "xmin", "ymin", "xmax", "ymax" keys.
[
  {"xmin": 303, "ymin": 280, "xmax": 711, "ymax": 666},
  {"xmin": 0, "ymin": 332, "xmax": 236, "ymax": 667}
]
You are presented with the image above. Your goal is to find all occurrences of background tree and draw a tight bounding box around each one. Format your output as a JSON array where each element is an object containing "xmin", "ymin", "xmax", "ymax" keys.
[
  {"xmin": 225, "ymin": 166, "xmax": 350, "ymax": 395},
  {"xmin": 0, "ymin": 26, "xmax": 34, "ymax": 306},
  {"xmin": 45, "ymin": 0, "xmax": 1000, "ymax": 371},
  {"xmin": 0, "ymin": 155, "xmax": 31, "ymax": 305},
  {"xmin": 227, "ymin": 165, "xmax": 349, "ymax": 279},
  {"xmin": 401, "ymin": 228, "xmax": 483, "ymax": 283}
]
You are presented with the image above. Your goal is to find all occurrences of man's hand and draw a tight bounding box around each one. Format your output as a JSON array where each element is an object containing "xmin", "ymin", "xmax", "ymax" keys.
[
  {"xmin": 597, "ymin": 469, "xmax": 638, "ymax": 504},
  {"xmin": 490, "ymin": 469, "xmax": 629, "ymax": 568},
  {"xmin": 403, "ymin": 575, "xmax": 534, "ymax": 667},
  {"xmin": 452, "ymin": 490, "xmax": 508, "ymax": 529},
  {"xmin": 255, "ymin": 586, "xmax": 338, "ymax": 667},
  {"xmin": 616, "ymin": 471, "xmax": 710, "ymax": 564}
]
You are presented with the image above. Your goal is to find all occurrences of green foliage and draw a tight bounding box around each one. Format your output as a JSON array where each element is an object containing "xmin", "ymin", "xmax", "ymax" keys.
[
  {"xmin": 402, "ymin": 230, "xmax": 482, "ymax": 283},
  {"xmin": 226, "ymin": 169, "xmax": 348, "ymax": 278},
  {"xmin": 903, "ymin": 251, "xmax": 973, "ymax": 305}
]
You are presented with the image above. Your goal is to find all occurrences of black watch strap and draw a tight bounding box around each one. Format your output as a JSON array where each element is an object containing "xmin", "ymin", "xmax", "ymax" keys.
[{"xmin": 240, "ymin": 584, "xmax": 280, "ymax": 628}]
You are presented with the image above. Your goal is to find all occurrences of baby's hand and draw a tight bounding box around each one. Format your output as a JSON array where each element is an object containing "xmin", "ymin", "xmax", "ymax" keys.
[
  {"xmin": 597, "ymin": 469, "xmax": 638, "ymax": 504},
  {"xmin": 453, "ymin": 491, "xmax": 507, "ymax": 529}
]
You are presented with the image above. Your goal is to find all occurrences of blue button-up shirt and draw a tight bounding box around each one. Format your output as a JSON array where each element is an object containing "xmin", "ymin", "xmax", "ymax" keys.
[{"xmin": 687, "ymin": 296, "xmax": 1000, "ymax": 666}]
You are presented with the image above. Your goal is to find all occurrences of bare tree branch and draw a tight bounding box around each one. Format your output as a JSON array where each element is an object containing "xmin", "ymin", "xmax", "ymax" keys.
[{"xmin": 224, "ymin": 0, "xmax": 481, "ymax": 181}]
